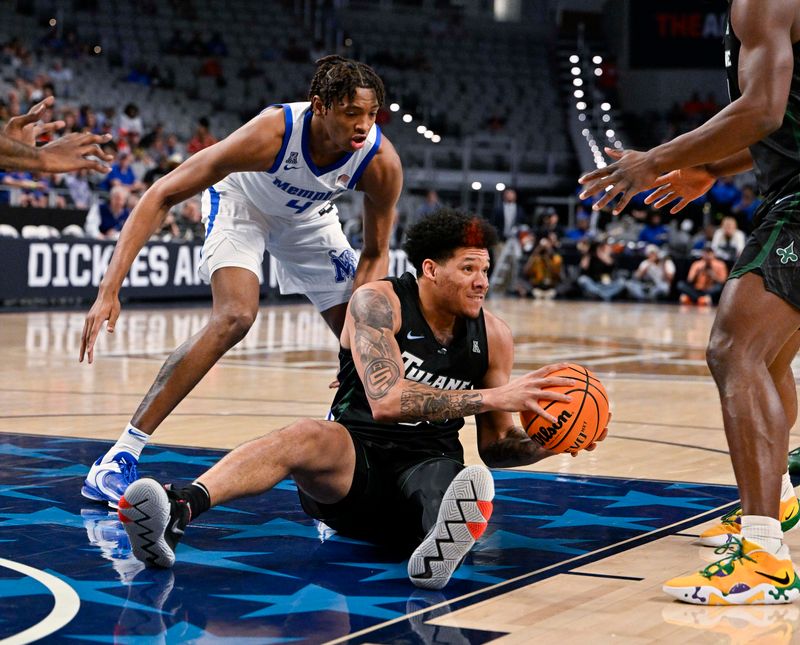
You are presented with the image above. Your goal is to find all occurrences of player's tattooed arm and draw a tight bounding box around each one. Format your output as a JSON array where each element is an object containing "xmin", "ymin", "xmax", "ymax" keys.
[
  {"xmin": 478, "ymin": 424, "xmax": 550, "ymax": 468},
  {"xmin": 350, "ymin": 288, "xmax": 401, "ymax": 400},
  {"xmin": 398, "ymin": 387, "xmax": 483, "ymax": 422}
]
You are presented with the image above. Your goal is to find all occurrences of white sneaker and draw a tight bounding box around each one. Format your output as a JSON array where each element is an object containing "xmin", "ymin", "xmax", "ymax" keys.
[
  {"xmin": 407, "ymin": 465, "xmax": 494, "ymax": 590},
  {"xmin": 81, "ymin": 451, "xmax": 140, "ymax": 509}
]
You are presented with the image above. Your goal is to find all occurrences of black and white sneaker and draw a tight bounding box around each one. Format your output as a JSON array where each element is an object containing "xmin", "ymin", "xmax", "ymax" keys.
[
  {"xmin": 118, "ymin": 478, "xmax": 190, "ymax": 568},
  {"xmin": 407, "ymin": 464, "xmax": 495, "ymax": 590}
]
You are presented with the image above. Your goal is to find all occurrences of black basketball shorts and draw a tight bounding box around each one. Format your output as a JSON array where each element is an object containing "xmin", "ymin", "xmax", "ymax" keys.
[
  {"xmin": 297, "ymin": 432, "xmax": 464, "ymax": 547},
  {"xmin": 730, "ymin": 188, "xmax": 800, "ymax": 310}
]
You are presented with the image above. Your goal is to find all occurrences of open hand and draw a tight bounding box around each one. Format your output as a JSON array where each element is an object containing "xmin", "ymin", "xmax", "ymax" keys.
[
  {"xmin": 644, "ymin": 167, "xmax": 715, "ymax": 214},
  {"xmin": 79, "ymin": 290, "xmax": 121, "ymax": 363},
  {"xmin": 578, "ymin": 147, "xmax": 659, "ymax": 215},
  {"xmin": 3, "ymin": 97, "xmax": 64, "ymax": 147}
]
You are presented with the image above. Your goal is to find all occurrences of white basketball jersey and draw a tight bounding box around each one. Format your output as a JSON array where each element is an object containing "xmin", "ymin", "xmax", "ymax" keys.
[{"xmin": 212, "ymin": 102, "xmax": 382, "ymax": 220}]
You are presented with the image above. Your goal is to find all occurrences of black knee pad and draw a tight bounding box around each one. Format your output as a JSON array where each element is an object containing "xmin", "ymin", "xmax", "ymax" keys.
[{"xmin": 398, "ymin": 458, "xmax": 465, "ymax": 540}]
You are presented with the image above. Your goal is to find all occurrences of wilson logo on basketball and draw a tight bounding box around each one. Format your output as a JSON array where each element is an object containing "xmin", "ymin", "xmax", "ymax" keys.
[{"xmin": 531, "ymin": 410, "xmax": 572, "ymax": 446}]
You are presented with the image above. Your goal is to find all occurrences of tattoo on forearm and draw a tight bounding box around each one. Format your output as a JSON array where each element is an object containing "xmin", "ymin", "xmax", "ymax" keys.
[
  {"xmin": 351, "ymin": 289, "xmax": 401, "ymax": 400},
  {"xmin": 364, "ymin": 358, "xmax": 400, "ymax": 399},
  {"xmin": 400, "ymin": 389, "xmax": 483, "ymax": 422}
]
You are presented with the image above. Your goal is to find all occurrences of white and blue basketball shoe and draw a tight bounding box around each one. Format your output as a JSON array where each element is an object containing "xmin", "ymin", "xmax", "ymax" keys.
[{"xmin": 81, "ymin": 451, "xmax": 140, "ymax": 509}]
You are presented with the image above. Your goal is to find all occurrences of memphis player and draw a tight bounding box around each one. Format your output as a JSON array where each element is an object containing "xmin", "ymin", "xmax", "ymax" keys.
[{"xmin": 79, "ymin": 56, "xmax": 403, "ymax": 507}]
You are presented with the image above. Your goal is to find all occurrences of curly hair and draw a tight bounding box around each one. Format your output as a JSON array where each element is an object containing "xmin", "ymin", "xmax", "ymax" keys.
[
  {"xmin": 403, "ymin": 208, "xmax": 498, "ymax": 272},
  {"xmin": 308, "ymin": 55, "xmax": 385, "ymax": 109}
]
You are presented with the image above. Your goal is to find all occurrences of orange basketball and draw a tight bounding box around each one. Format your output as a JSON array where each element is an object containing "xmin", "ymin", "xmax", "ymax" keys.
[{"xmin": 520, "ymin": 364, "xmax": 609, "ymax": 454}]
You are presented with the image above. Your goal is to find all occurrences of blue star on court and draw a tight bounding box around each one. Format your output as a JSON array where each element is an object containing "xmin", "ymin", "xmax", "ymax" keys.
[
  {"xmin": 206, "ymin": 517, "xmax": 364, "ymax": 544},
  {"xmin": 0, "ymin": 443, "xmax": 68, "ymax": 462},
  {"xmin": 143, "ymin": 450, "xmax": 218, "ymax": 467},
  {"xmin": 472, "ymin": 529, "xmax": 588, "ymax": 555},
  {"xmin": 18, "ymin": 464, "xmax": 91, "ymax": 478},
  {"xmin": 177, "ymin": 544, "xmax": 297, "ymax": 578},
  {"xmin": 0, "ymin": 483, "xmax": 58, "ymax": 503},
  {"xmin": 0, "ymin": 577, "xmax": 50, "ymax": 598},
  {"xmin": 47, "ymin": 571, "xmax": 160, "ymax": 613},
  {"xmin": 518, "ymin": 509, "xmax": 659, "ymax": 531},
  {"xmin": 0, "ymin": 507, "xmax": 86, "ymax": 529},
  {"xmin": 582, "ymin": 490, "xmax": 715, "ymax": 510},
  {"xmin": 68, "ymin": 622, "xmax": 300, "ymax": 643},
  {"xmin": 333, "ymin": 560, "xmax": 511, "ymax": 584},
  {"xmin": 490, "ymin": 471, "xmax": 615, "ymax": 488},
  {"xmin": 493, "ymin": 490, "xmax": 553, "ymax": 507},
  {"xmin": 216, "ymin": 583, "xmax": 407, "ymax": 620}
]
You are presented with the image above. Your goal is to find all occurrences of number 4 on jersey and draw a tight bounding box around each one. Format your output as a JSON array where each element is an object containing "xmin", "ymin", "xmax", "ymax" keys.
[{"xmin": 286, "ymin": 199, "xmax": 313, "ymax": 214}]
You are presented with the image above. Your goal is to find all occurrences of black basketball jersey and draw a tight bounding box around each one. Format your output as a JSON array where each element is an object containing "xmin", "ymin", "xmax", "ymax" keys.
[
  {"xmin": 329, "ymin": 272, "xmax": 490, "ymax": 464},
  {"xmin": 724, "ymin": 9, "xmax": 800, "ymax": 194}
]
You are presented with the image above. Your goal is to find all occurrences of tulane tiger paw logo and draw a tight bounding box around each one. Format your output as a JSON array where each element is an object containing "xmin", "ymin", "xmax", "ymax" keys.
[{"xmin": 777, "ymin": 241, "xmax": 798, "ymax": 265}]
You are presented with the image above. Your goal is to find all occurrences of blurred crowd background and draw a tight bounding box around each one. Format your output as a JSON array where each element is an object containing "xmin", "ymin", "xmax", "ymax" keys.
[{"xmin": 0, "ymin": 0, "xmax": 738, "ymax": 305}]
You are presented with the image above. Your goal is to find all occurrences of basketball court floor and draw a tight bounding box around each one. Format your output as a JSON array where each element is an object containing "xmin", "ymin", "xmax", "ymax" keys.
[{"xmin": 1, "ymin": 296, "xmax": 799, "ymax": 643}]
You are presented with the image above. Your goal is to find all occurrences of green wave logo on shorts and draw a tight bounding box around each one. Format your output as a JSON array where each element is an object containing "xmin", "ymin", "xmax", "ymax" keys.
[{"xmin": 777, "ymin": 241, "xmax": 798, "ymax": 264}]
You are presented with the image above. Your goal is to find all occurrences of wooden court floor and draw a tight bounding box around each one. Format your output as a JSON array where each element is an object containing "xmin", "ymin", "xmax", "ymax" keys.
[{"xmin": 2, "ymin": 296, "xmax": 800, "ymax": 642}]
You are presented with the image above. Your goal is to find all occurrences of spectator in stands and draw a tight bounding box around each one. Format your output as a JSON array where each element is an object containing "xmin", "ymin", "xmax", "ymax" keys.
[
  {"xmin": 175, "ymin": 198, "xmax": 204, "ymax": 241},
  {"xmin": 577, "ymin": 238, "xmax": 626, "ymax": 302},
  {"xmin": 707, "ymin": 176, "xmax": 741, "ymax": 216},
  {"xmin": 563, "ymin": 210, "xmax": 591, "ymax": 243},
  {"xmin": 711, "ymin": 215, "xmax": 746, "ymax": 263},
  {"xmin": 692, "ymin": 222, "xmax": 717, "ymax": 254},
  {"xmin": 522, "ymin": 236, "xmax": 563, "ymax": 299},
  {"xmin": 490, "ymin": 188, "xmax": 525, "ymax": 242},
  {"xmin": 2, "ymin": 170, "xmax": 46, "ymax": 207},
  {"xmin": 199, "ymin": 57, "xmax": 226, "ymax": 88},
  {"xmin": 143, "ymin": 154, "xmax": 180, "ymax": 188},
  {"xmin": 412, "ymin": 189, "xmax": 442, "ymax": 226},
  {"xmin": 536, "ymin": 208, "xmax": 563, "ymax": 245},
  {"xmin": 677, "ymin": 244, "xmax": 729, "ymax": 306},
  {"xmin": 187, "ymin": 116, "xmax": 217, "ymax": 155},
  {"xmin": 48, "ymin": 59, "xmax": 73, "ymax": 97},
  {"xmin": 165, "ymin": 133, "xmax": 186, "ymax": 161},
  {"xmin": 64, "ymin": 168, "xmax": 93, "ymax": 209},
  {"xmin": 625, "ymin": 244, "xmax": 675, "ymax": 302},
  {"xmin": 637, "ymin": 210, "xmax": 670, "ymax": 247},
  {"xmin": 88, "ymin": 186, "xmax": 131, "ymax": 239},
  {"xmin": 104, "ymin": 151, "xmax": 143, "ymax": 192},
  {"xmin": 118, "ymin": 103, "xmax": 144, "ymax": 137},
  {"xmin": 731, "ymin": 184, "xmax": 761, "ymax": 231}
]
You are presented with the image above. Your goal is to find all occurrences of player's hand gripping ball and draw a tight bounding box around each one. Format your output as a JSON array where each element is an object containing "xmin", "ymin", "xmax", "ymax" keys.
[{"xmin": 520, "ymin": 364, "xmax": 609, "ymax": 454}]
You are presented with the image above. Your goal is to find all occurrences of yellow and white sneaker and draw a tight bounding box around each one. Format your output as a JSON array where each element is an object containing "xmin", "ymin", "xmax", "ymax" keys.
[
  {"xmin": 699, "ymin": 497, "xmax": 800, "ymax": 547},
  {"xmin": 663, "ymin": 538, "xmax": 800, "ymax": 605}
]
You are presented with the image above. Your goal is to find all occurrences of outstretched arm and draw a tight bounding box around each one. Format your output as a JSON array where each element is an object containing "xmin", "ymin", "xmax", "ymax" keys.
[
  {"xmin": 579, "ymin": 0, "xmax": 793, "ymax": 214},
  {"xmin": 79, "ymin": 108, "xmax": 286, "ymax": 363},
  {"xmin": 353, "ymin": 136, "xmax": 403, "ymax": 289}
]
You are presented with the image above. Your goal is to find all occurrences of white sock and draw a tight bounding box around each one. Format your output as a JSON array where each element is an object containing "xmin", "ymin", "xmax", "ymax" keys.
[
  {"xmin": 781, "ymin": 472, "xmax": 796, "ymax": 501},
  {"xmin": 102, "ymin": 423, "xmax": 149, "ymax": 462},
  {"xmin": 741, "ymin": 515, "xmax": 783, "ymax": 554}
]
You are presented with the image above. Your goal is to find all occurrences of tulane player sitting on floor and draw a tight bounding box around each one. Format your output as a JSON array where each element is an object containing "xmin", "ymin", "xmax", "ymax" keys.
[
  {"xmin": 118, "ymin": 209, "xmax": 608, "ymax": 589},
  {"xmin": 79, "ymin": 56, "xmax": 403, "ymax": 508}
]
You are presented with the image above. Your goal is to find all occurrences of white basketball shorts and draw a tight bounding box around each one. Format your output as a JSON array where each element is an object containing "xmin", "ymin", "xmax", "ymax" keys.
[{"xmin": 198, "ymin": 189, "xmax": 356, "ymax": 312}]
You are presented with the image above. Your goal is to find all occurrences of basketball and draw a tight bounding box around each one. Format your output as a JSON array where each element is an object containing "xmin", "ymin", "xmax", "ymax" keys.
[{"xmin": 520, "ymin": 364, "xmax": 610, "ymax": 454}]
